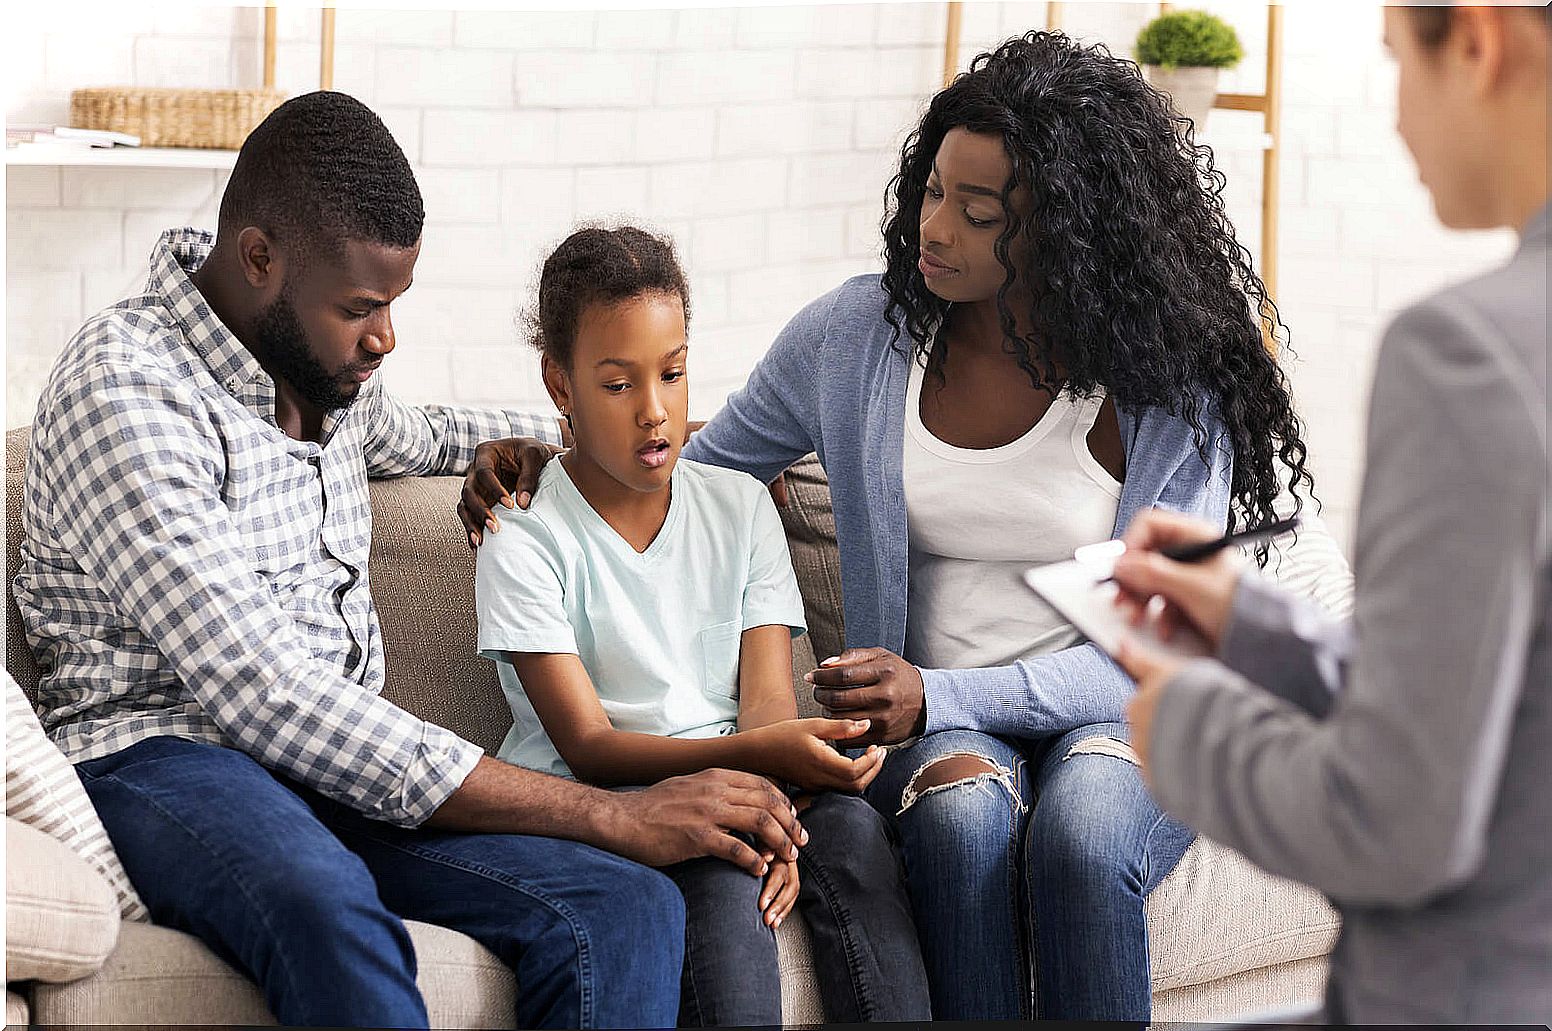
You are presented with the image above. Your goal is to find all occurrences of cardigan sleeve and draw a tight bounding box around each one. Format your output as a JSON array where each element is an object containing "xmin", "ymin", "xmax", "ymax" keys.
[{"xmin": 682, "ymin": 285, "xmax": 838, "ymax": 482}]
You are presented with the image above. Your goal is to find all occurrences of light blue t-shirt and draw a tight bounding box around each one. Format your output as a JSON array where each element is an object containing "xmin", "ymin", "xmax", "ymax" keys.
[{"xmin": 475, "ymin": 456, "xmax": 808, "ymax": 779}]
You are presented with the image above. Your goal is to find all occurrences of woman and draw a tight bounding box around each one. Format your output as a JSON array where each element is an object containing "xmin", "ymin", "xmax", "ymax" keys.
[
  {"xmin": 1111, "ymin": 7, "xmax": 1549, "ymax": 1024},
  {"xmin": 463, "ymin": 32, "xmax": 1313, "ymax": 1021}
]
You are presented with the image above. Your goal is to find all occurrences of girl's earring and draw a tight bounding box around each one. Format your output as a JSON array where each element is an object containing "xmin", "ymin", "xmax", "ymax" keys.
[{"xmin": 560, "ymin": 408, "xmax": 573, "ymax": 429}]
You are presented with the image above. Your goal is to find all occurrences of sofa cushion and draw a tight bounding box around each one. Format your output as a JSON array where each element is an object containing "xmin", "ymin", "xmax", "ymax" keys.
[
  {"xmin": 30, "ymin": 906, "xmax": 828, "ymax": 1026},
  {"xmin": 1153, "ymin": 954, "xmax": 1329, "ymax": 1023},
  {"xmin": 5, "ymin": 988, "xmax": 27, "ymax": 1024},
  {"xmin": 776, "ymin": 456, "xmax": 846, "ymax": 698},
  {"xmin": 1145, "ymin": 834, "xmax": 1340, "ymax": 991},
  {"xmin": 5, "ymin": 672, "xmax": 148, "ymax": 921},
  {"xmin": 5, "ymin": 818, "xmax": 120, "ymax": 983},
  {"xmin": 1258, "ymin": 505, "xmax": 1355, "ymax": 618},
  {"xmin": 27, "ymin": 918, "xmax": 511, "ymax": 1027},
  {"xmin": 367, "ymin": 474, "xmax": 514, "ymax": 755}
]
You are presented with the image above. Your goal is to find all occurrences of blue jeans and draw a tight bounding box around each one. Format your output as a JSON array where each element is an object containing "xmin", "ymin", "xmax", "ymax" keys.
[
  {"xmin": 76, "ymin": 736, "xmax": 684, "ymax": 1029},
  {"xmin": 664, "ymin": 791, "xmax": 931, "ymax": 1026},
  {"xmin": 865, "ymin": 722, "xmax": 1194, "ymax": 1022}
]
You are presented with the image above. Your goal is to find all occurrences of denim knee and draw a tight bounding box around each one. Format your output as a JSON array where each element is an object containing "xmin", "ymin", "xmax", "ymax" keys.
[
  {"xmin": 595, "ymin": 862, "xmax": 686, "ymax": 946},
  {"xmin": 802, "ymin": 793, "xmax": 892, "ymax": 855},
  {"xmin": 1027, "ymin": 747, "xmax": 1156, "ymax": 888}
]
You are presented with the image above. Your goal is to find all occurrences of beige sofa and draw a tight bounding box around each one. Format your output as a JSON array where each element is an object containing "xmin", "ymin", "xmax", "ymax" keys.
[{"xmin": 4, "ymin": 425, "xmax": 1340, "ymax": 1025}]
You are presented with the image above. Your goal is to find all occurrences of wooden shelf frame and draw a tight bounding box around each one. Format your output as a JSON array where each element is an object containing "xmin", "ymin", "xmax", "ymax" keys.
[
  {"xmin": 262, "ymin": 3, "xmax": 337, "ymax": 92},
  {"xmin": 943, "ymin": 2, "xmax": 1285, "ymax": 301}
]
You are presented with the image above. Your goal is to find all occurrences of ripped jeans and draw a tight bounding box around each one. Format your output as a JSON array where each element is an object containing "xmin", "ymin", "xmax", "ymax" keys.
[{"xmin": 864, "ymin": 723, "xmax": 1194, "ymax": 1022}]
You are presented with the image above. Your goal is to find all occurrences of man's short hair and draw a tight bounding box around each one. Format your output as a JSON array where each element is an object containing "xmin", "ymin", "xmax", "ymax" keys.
[{"xmin": 218, "ymin": 91, "xmax": 424, "ymax": 261}]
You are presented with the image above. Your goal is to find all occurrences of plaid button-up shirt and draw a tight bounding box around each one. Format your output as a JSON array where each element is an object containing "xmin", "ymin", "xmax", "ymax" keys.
[{"xmin": 14, "ymin": 228, "xmax": 558, "ymax": 827}]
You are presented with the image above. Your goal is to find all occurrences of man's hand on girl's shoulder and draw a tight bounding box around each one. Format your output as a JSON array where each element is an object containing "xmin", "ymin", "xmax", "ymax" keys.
[{"xmin": 458, "ymin": 436, "xmax": 564, "ymax": 547}]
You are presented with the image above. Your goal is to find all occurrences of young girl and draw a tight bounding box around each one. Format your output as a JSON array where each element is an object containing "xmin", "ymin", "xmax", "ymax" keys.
[{"xmin": 473, "ymin": 226, "xmax": 930, "ymax": 1027}]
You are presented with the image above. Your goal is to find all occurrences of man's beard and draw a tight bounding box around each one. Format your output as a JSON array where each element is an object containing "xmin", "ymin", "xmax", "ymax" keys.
[{"xmin": 252, "ymin": 289, "xmax": 360, "ymax": 413}]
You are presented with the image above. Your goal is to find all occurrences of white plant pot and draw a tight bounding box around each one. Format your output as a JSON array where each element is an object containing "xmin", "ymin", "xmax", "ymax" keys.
[{"xmin": 1144, "ymin": 65, "xmax": 1220, "ymax": 131}]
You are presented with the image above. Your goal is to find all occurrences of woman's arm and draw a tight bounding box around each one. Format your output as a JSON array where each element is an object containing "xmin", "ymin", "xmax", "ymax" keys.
[{"xmin": 681, "ymin": 285, "xmax": 840, "ymax": 480}]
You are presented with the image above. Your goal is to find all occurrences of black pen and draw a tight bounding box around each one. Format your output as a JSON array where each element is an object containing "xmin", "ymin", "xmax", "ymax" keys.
[{"xmin": 1099, "ymin": 514, "xmax": 1301, "ymax": 583}]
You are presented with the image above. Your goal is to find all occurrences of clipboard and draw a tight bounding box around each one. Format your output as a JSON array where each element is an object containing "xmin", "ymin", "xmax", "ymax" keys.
[{"xmin": 1022, "ymin": 540, "xmax": 1209, "ymax": 660}]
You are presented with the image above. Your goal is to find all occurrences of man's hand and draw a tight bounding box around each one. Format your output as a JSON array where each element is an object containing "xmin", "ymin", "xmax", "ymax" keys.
[
  {"xmin": 1114, "ymin": 636, "xmax": 1191, "ymax": 783},
  {"xmin": 457, "ymin": 436, "xmax": 563, "ymax": 548},
  {"xmin": 1111, "ymin": 508, "xmax": 1246, "ymax": 651},
  {"xmin": 597, "ymin": 768, "xmax": 807, "ymax": 876},
  {"xmin": 742, "ymin": 717, "xmax": 887, "ymax": 793},
  {"xmin": 807, "ymin": 648, "xmax": 926, "ymax": 745}
]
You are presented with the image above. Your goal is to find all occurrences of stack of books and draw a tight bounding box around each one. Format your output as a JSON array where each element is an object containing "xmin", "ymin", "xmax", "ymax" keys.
[{"xmin": 6, "ymin": 126, "xmax": 142, "ymax": 151}]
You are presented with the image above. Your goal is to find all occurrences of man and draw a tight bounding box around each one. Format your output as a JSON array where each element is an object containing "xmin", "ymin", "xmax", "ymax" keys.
[
  {"xmin": 1111, "ymin": 5, "xmax": 1549, "ymax": 1024},
  {"xmin": 13, "ymin": 91, "xmax": 804, "ymax": 1029}
]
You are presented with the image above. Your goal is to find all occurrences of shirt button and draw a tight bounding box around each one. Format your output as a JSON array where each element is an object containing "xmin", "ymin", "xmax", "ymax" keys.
[{"xmin": 225, "ymin": 376, "xmax": 239, "ymax": 392}]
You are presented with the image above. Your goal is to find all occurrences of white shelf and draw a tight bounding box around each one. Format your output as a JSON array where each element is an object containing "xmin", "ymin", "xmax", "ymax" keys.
[{"xmin": 5, "ymin": 146, "xmax": 238, "ymax": 169}]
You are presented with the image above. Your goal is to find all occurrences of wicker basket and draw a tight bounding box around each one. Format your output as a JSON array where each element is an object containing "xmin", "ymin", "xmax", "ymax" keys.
[{"xmin": 69, "ymin": 87, "xmax": 286, "ymax": 151}]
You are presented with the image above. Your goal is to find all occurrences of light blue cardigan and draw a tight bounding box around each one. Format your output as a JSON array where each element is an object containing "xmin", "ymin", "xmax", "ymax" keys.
[{"xmin": 684, "ymin": 274, "xmax": 1232, "ymax": 740}]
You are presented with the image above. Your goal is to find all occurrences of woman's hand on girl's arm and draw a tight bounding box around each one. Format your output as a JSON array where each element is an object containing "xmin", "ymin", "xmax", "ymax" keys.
[{"xmin": 807, "ymin": 648, "xmax": 926, "ymax": 745}]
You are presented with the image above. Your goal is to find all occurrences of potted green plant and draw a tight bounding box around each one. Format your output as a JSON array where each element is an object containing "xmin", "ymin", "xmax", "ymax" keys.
[{"xmin": 1135, "ymin": 9, "xmax": 1244, "ymax": 129}]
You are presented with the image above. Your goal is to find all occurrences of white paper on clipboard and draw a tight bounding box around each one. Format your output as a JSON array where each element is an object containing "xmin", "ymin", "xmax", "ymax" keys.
[{"xmin": 1022, "ymin": 540, "xmax": 1210, "ymax": 660}]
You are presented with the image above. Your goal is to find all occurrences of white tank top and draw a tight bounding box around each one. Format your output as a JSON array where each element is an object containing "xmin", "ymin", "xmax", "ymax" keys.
[{"xmin": 903, "ymin": 351, "xmax": 1122, "ymax": 671}]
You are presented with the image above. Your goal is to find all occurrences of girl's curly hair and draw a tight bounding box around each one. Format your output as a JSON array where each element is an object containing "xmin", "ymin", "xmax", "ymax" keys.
[{"xmin": 880, "ymin": 31, "xmax": 1315, "ymax": 561}]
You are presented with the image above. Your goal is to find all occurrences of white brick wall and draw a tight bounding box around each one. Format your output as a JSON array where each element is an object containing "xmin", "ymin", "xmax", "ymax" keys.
[{"xmin": 5, "ymin": 2, "xmax": 1520, "ymax": 555}]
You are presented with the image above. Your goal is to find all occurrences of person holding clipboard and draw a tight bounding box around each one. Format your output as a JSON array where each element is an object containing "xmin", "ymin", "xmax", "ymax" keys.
[{"xmin": 1110, "ymin": 6, "xmax": 1549, "ymax": 1024}]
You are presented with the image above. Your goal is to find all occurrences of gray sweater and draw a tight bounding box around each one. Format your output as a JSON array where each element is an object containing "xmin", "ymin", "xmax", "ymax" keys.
[{"xmin": 1150, "ymin": 205, "xmax": 1550, "ymax": 1023}]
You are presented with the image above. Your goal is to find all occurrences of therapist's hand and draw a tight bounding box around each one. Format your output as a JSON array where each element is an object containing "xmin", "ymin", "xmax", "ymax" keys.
[
  {"xmin": 1110, "ymin": 508, "xmax": 1246, "ymax": 651},
  {"xmin": 807, "ymin": 648, "xmax": 926, "ymax": 745},
  {"xmin": 458, "ymin": 436, "xmax": 563, "ymax": 548}
]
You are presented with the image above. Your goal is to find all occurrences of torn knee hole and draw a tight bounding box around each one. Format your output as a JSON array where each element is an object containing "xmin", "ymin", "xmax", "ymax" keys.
[
  {"xmin": 897, "ymin": 751, "xmax": 1021, "ymax": 817},
  {"xmin": 907, "ymin": 755, "xmax": 1003, "ymax": 793},
  {"xmin": 1062, "ymin": 736, "xmax": 1139, "ymax": 766}
]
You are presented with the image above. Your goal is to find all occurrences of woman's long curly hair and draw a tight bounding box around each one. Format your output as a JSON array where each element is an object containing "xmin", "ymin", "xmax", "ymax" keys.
[{"xmin": 880, "ymin": 31, "xmax": 1315, "ymax": 558}]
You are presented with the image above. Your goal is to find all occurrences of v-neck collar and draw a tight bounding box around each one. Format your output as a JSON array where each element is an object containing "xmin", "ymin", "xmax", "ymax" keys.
[{"xmin": 552, "ymin": 456, "xmax": 682, "ymax": 563}]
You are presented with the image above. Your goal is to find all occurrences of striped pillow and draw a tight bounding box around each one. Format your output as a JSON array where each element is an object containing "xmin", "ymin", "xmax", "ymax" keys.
[
  {"xmin": 5, "ymin": 672, "xmax": 148, "ymax": 921},
  {"xmin": 1256, "ymin": 507, "xmax": 1355, "ymax": 619}
]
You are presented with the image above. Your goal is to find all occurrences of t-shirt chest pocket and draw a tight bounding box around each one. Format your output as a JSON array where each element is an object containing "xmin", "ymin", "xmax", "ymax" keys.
[{"xmin": 696, "ymin": 620, "xmax": 742, "ymax": 699}]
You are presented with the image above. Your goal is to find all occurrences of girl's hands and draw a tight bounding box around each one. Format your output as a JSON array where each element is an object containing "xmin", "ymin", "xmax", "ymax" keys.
[
  {"xmin": 744, "ymin": 718, "xmax": 886, "ymax": 794},
  {"xmin": 759, "ymin": 854, "xmax": 800, "ymax": 928}
]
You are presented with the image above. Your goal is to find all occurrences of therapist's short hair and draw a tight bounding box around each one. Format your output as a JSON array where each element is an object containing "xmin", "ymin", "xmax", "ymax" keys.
[{"xmin": 529, "ymin": 225, "xmax": 691, "ymax": 369}]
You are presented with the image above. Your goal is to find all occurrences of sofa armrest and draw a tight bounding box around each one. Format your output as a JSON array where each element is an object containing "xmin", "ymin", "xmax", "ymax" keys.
[{"xmin": 5, "ymin": 818, "xmax": 121, "ymax": 983}]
